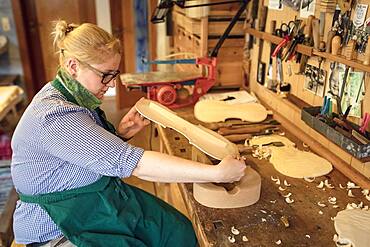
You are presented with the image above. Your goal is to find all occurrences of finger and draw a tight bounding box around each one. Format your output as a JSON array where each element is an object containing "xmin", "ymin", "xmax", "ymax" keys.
[
  {"xmin": 120, "ymin": 120, "xmax": 134, "ymax": 129},
  {"xmin": 125, "ymin": 106, "xmax": 138, "ymax": 117}
]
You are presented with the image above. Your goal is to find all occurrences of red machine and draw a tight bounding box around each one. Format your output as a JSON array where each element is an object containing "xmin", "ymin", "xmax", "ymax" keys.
[
  {"xmin": 121, "ymin": 0, "xmax": 249, "ymax": 109},
  {"xmin": 121, "ymin": 57, "xmax": 216, "ymax": 109}
]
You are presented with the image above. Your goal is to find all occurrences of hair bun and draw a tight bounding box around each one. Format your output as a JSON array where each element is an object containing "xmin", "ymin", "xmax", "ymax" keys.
[
  {"xmin": 65, "ymin": 25, "xmax": 74, "ymax": 34},
  {"xmin": 52, "ymin": 20, "xmax": 79, "ymax": 50}
]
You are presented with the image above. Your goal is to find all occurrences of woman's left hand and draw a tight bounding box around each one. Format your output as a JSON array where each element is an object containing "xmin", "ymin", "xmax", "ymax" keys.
[{"xmin": 117, "ymin": 107, "xmax": 150, "ymax": 140}]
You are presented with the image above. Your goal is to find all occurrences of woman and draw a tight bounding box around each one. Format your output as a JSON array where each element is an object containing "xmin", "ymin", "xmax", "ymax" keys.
[{"xmin": 11, "ymin": 20, "xmax": 246, "ymax": 247}]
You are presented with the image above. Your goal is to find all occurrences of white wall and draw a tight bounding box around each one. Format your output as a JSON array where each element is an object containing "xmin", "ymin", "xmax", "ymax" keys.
[
  {"xmin": 95, "ymin": 0, "xmax": 112, "ymax": 34},
  {"xmin": 95, "ymin": 0, "xmax": 116, "ymax": 96}
]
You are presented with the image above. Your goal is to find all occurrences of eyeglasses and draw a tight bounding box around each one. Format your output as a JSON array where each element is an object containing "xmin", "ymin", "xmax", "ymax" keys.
[{"xmin": 78, "ymin": 60, "xmax": 120, "ymax": 85}]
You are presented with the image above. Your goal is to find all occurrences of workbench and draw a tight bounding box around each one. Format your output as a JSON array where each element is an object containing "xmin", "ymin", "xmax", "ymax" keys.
[{"xmin": 156, "ymin": 106, "xmax": 367, "ymax": 247}]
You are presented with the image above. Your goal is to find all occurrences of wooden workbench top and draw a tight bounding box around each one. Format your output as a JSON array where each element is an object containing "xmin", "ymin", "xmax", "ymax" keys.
[{"xmin": 157, "ymin": 106, "xmax": 368, "ymax": 246}]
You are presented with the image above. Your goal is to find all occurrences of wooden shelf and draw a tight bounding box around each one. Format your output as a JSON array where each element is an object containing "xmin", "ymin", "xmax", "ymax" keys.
[
  {"xmin": 313, "ymin": 51, "xmax": 370, "ymax": 73},
  {"xmin": 245, "ymin": 27, "xmax": 370, "ymax": 73},
  {"xmin": 245, "ymin": 27, "xmax": 313, "ymax": 56}
]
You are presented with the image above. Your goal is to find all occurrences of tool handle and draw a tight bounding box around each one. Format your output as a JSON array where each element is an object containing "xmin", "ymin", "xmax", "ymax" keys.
[
  {"xmin": 312, "ymin": 18, "xmax": 320, "ymax": 50},
  {"xmin": 331, "ymin": 36, "xmax": 342, "ymax": 55},
  {"xmin": 272, "ymin": 37, "xmax": 290, "ymax": 57},
  {"xmin": 326, "ymin": 30, "xmax": 336, "ymax": 53},
  {"xmin": 333, "ymin": 117, "xmax": 353, "ymax": 131},
  {"xmin": 224, "ymin": 133, "xmax": 253, "ymax": 143},
  {"xmin": 305, "ymin": 15, "xmax": 315, "ymax": 39},
  {"xmin": 237, "ymin": 144, "xmax": 253, "ymax": 154}
]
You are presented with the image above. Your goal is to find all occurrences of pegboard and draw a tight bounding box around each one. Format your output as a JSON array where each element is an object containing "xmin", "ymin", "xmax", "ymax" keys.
[{"xmin": 248, "ymin": 0, "xmax": 370, "ymax": 126}]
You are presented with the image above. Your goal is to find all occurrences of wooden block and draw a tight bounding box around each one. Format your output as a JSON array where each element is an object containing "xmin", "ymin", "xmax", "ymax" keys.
[
  {"xmin": 193, "ymin": 166, "xmax": 261, "ymax": 208},
  {"xmin": 350, "ymin": 158, "xmax": 365, "ymax": 175},
  {"xmin": 328, "ymin": 142, "xmax": 352, "ymax": 164},
  {"xmin": 363, "ymin": 163, "xmax": 370, "ymax": 179}
]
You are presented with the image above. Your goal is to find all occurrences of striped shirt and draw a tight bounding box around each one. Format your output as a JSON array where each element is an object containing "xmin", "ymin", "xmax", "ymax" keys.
[{"xmin": 11, "ymin": 83, "xmax": 144, "ymax": 244}]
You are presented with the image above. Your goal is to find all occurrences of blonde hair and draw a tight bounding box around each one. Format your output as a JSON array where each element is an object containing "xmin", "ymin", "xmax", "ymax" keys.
[{"xmin": 52, "ymin": 20, "xmax": 121, "ymax": 67}]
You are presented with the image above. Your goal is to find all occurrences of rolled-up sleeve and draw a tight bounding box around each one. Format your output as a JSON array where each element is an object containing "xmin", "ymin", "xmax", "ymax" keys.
[{"xmin": 40, "ymin": 106, "xmax": 144, "ymax": 178}]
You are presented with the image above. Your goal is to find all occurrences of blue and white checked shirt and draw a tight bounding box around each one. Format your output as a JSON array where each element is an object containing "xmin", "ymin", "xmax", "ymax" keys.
[{"xmin": 11, "ymin": 83, "xmax": 144, "ymax": 244}]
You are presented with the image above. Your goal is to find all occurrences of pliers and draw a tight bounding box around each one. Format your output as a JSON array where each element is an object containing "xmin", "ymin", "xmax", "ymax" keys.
[{"xmin": 272, "ymin": 20, "xmax": 301, "ymax": 58}]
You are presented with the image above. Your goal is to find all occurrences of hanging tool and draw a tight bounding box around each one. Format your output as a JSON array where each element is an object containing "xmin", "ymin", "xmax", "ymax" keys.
[
  {"xmin": 256, "ymin": 6, "xmax": 268, "ymax": 85},
  {"xmin": 272, "ymin": 20, "xmax": 302, "ymax": 57},
  {"xmin": 267, "ymin": 21, "xmax": 277, "ymax": 79},
  {"xmin": 281, "ymin": 25, "xmax": 306, "ymax": 61},
  {"xmin": 337, "ymin": 66, "xmax": 350, "ymax": 116},
  {"xmin": 312, "ymin": 17, "xmax": 321, "ymax": 49}
]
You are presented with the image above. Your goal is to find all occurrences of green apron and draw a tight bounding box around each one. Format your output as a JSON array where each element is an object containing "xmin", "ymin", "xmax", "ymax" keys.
[{"xmin": 18, "ymin": 76, "xmax": 197, "ymax": 247}]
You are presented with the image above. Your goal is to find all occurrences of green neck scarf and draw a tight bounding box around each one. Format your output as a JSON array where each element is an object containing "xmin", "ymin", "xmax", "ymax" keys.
[
  {"xmin": 54, "ymin": 68, "xmax": 101, "ymax": 110},
  {"xmin": 51, "ymin": 68, "xmax": 117, "ymax": 136}
]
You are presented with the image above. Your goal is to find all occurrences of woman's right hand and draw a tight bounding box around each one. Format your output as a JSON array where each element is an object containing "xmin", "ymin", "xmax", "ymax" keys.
[{"xmin": 214, "ymin": 155, "xmax": 246, "ymax": 183}]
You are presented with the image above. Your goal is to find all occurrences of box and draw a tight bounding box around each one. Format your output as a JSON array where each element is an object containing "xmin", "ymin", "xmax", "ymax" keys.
[{"xmin": 301, "ymin": 106, "xmax": 370, "ymax": 161}]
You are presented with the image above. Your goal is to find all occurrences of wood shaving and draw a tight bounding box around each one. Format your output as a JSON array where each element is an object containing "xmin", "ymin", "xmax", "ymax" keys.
[
  {"xmin": 319, "ymin": 210, "xmax": 323, "ymax": 215},
  {"xmin": 278, "ymin": 132, "xmax": 285, "ymax": 136},
  {"xmin": 262, "ymin": 218, "xmax": 267, "ymax": 222},
  {"xmin": 333, "ymin": 234, "xmax": 339, "ymax": 242},
  {"xmin": 305, "ymin": 234, "xmax": 311, "ymax": 238},
  {"xmin": 366, "ymin": 194, "xmax": 370, "ymax": 201},
  {"xmin": 302, "ymin": 142, "xmax": 309, "ymax": 148},
  {"xmin": 285, "ymin": 197, "xmax": 294, "ymax": 204},
  {"xmin": 304, "ymin": 177, "xmax": 315, "ymax": 182},
  {"xmin": 324, "ymin": 179, "xmax": 334, "ymax": 189},
  {"xmin": 231, "ymin": 226, "xmax": 240, "ymax": 235},
  {"xmin": 228, "ymin": 235, "xmax": 235, "ymax": 243},
  {"xmin": 275, "ymin": 240, "xmax": 282, "ymax": 245},
  {"xmin": 328, "ymin": 197, "xmax": 337, "ymax": 204},
  {"xmin": 271, "ymin": 176, "xmax": 279, "ymax": 182},
  {"xmin": 270, "ymin": 200, "xmax": 277, "ymax": 204},
  {"xmin": 260, "ymin": 210, "xmax": 267, "ymax": 214},
  {"xmin": 283, "ymin": 192, "xmax": 292, "ymax": 198},
  {"xmin": 347, "ymin": 181, "xmax": 360, "ymax": 189},
  {"xmin": 252, "ymin": 146, "xmax": 272, "ymax": 160},
  {"xmin": 339, "ymin": 184, "xmax": 346, "ymax": 189},
  {"xmin": 317, "ymin": 181, "xmax": 324, "ymax": 189},
  {"xmin": 242, "ymin": 236, "xmax": 249, "ymax": 242},
  {"xmin": 284, "ymin": 180, "xmax": 291, "ymax": 187},
  {"xmin": 333, "ymin": 205, "xmax": 340, "ymax": 208},
  {"xmin": 318, "ymin": 202, "xmax": 327, "ymax": 207},
  {"xmin": 362, "ymin": 189, "xmax": 369, "ymax": 196},
  {"xmin": 278, "ymin": 186, "xmax": 287, "ymax": 191},
  {"xmin": 348, "ymin": 189, "xmax": 355, "ymax": 198}
]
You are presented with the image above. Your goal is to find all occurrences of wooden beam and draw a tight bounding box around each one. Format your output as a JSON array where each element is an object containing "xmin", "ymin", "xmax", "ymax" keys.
[{"xmin": 11, "ymin": 0, "xmax": 35, "ymax": 101}]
